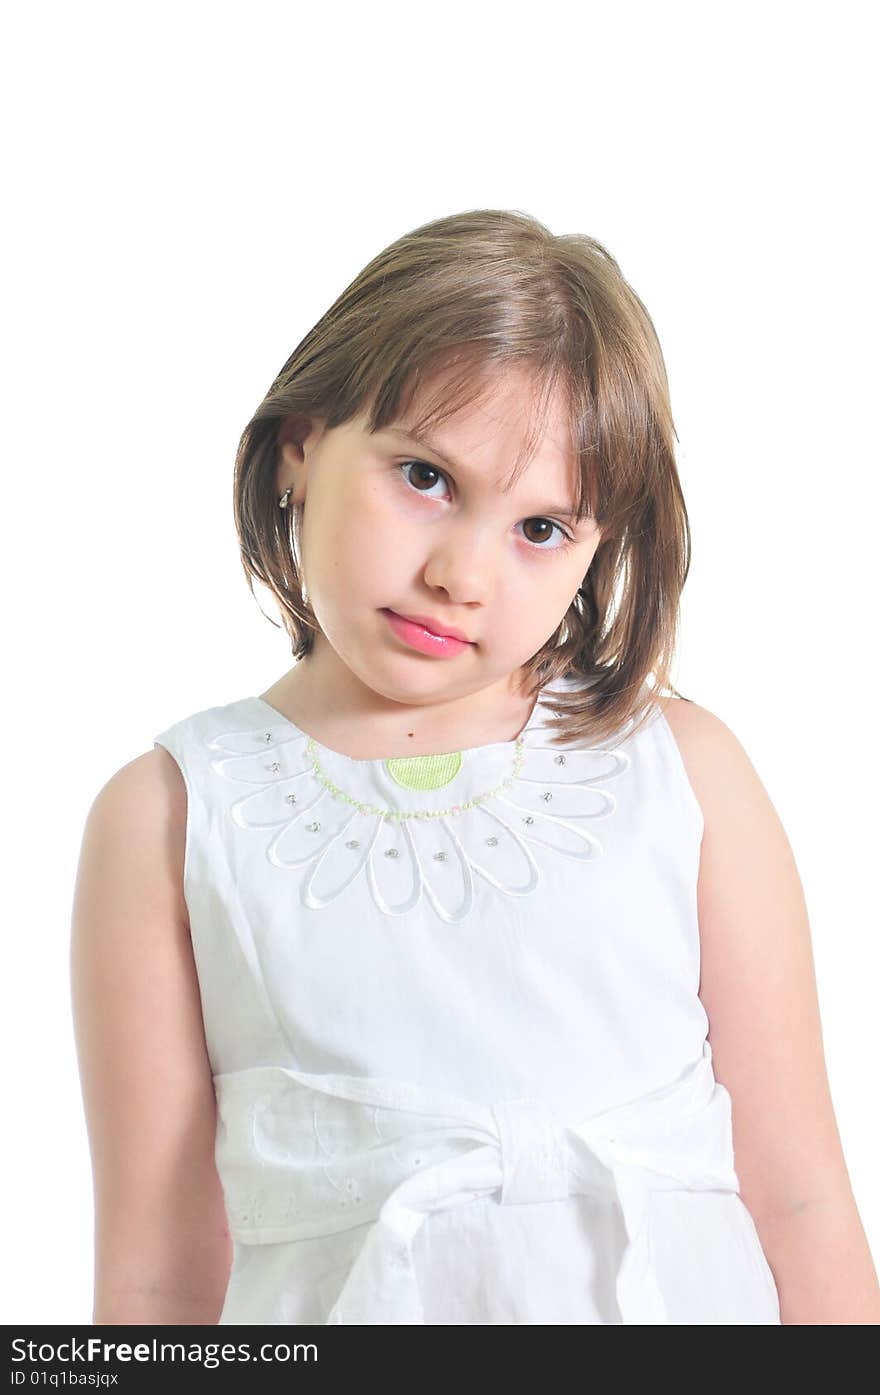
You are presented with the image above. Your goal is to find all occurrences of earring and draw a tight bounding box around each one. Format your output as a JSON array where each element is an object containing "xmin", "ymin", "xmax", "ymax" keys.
[{"xmin": 279, "ymin": 487, "xmax": 294, "ymax": 509}]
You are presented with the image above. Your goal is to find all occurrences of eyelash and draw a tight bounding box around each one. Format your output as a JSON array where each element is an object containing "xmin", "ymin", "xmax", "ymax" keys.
[{"xmin": 396, "ymin": 460, "xmax": 577, "ymax": 553}]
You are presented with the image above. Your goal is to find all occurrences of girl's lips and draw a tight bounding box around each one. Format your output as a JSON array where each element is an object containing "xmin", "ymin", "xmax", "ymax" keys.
[{"xmin": 382, "ymin": 609, "xmax": 473, "ymax": 658}]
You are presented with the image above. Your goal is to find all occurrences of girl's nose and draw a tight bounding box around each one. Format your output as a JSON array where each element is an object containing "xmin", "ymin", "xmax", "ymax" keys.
[{"xmin": 422, "ymin": 536, "xmax": 496, "ymax": 607}]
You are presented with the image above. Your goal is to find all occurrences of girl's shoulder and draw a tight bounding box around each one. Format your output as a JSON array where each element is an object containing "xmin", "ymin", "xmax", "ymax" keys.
[
  {"xmin": 658, "ymin": 701, "xmax": 842, "ymax": 1235},
  {"xmin": 656, "ymin": 694, "xmax": 741, "ymax": 829}
]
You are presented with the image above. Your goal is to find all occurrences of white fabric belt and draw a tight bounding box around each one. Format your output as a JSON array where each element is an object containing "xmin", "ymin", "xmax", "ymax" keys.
[{"xmin": 212, "ymin": 1039, "xmax": 740, "ymax": 1324}]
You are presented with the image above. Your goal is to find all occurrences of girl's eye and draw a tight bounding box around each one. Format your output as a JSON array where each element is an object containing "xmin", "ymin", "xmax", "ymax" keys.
[
  {"xmin": 399, "ymin": 459, "xmax": 450, "ymax": 500},
  {"xmin": 397, "ymin": 460, "xmax": 576, "ymax": 552}
]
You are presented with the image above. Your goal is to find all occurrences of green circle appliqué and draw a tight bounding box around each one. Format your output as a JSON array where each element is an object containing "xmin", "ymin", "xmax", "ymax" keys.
[{"xmin": 384, "ymin": 751, "xmax": 463, "ymax": 791}]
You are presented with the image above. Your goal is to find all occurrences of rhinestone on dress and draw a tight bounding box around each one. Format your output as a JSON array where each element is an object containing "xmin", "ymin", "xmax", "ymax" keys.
[
  {"xmin": 541, "ymin": 791, "xmax": 552, "ymax": 801},
  {"xmin": 285, "ymin": 793, "xmax": 297, "ymax": 804},
  {"xmin": 268, "ymin": 761, "xmax": 281, "ymax": 773},
  {"xmin": 555, "ymin": 754, "xmax": 566, "ymax": 764},
  {"xmin": 345, "ymin": 840, "xmax": 360, "ymax": 850},
  {"xmin": 385, "ymin": 848, "xmax": 400, "ymax": 858},
  {"xmin": 306, "ymin": 821, "xmax": 321, "ymax": 832},
  {"xmin": 263, "ymin": 731, "xmax": 273, "ymax": 743},
  {"xmin": 433, "ymin": 851, "xmax": 447, "ymax": 861},
  {"xmin": 523, "ymin": 815, "xmax": 534, "ymax": 825},
  {"xmin": 485, "ymin": 836, "xmax": 499, "ymax": 846}
]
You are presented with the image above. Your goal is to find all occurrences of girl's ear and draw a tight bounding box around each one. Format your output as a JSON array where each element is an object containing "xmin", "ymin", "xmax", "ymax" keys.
[
  {"xmin": 275, "ymin": 414, "xmax": 322, "ymax": 500},
  {"xmin": 277, "ymin": 413, "xmax": 315, "ymax": 449}
]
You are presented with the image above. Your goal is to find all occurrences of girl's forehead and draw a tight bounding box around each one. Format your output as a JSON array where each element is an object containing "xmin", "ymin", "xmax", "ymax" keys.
[
  {"xmin": 360, "ymin": 373, "xmax": 576, "ymax": 469},
  {"xmin": 400, "ymin": 362, "xmax": 569, "ymax": 434}
]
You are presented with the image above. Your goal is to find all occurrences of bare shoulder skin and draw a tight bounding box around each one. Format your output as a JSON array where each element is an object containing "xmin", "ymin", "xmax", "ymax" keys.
[
  {"xmin": 656, "ymin": 696, "xmax": 880, "ymax": 1323},
  {"xmin": 70, "ymin": 747, "xmax": 232, "ymax": 1323}
]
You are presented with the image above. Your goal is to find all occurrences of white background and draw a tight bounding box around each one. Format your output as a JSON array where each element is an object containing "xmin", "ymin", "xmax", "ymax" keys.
[{"xmin": 2, "ymin": 0, "xmax": 877, "ymax": 1322}]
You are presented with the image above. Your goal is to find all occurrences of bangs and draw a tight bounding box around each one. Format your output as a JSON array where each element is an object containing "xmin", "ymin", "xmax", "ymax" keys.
[{"xmin": 360, "ymin": 347, "xmax": 600, "ymax": 525}]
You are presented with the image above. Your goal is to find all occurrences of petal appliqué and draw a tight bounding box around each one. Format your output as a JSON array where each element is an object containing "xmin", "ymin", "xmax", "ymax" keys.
[
  {"xmin": 263, "ymin": 789, "xmax": 358, "ymax": 871},
  {"xmin": 365, "ymin": 816, "xmax": 424, "ymax": 917},
  {"xmin": 490, "ymin": 743, "xmax": 630, "ymax": 856},
  {"xmin": 207, "ymin": 725, "xmax": 314, "ymax": 780},
  {"xmin": 416, "ymin": 804, "xmax": 541, "ymax": 902},
  {"xmin": 517, "ymin": 744, "xmax": 631, "ymax": 789},
  {"xmin": 302, "ymin": 810, "xmax": 383, "ymax": 909},
  {"xmin": 225, "ymin": 772, "xmax": 320, "ymax": 830},
  {"xmin": 490, "ymin": 792, "xmax": 606, "ymax": 860},
  {"xmin": 406, "ymin": 817, "xmax": 478, "ymax": 923}
]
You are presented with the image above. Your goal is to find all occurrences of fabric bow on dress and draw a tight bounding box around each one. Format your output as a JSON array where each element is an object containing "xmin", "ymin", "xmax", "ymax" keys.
[{"xmin": 212, "ymin": 1039, "xmax": 739, "ymax": 1325}]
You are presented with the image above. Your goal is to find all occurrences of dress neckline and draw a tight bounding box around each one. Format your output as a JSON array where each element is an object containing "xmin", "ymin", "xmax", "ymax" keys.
[{"xmin": 246, "ymin": 680, "xmax": 557, "ymax": 770}]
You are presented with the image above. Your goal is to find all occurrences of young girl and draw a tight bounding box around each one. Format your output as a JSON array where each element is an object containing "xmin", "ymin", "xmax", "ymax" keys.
[{"xmin": 71, "ymin": 209, "xmax": 880, "ymax": 1326}]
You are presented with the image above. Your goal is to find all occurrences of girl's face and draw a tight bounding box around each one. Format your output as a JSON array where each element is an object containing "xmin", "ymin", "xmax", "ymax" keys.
[{"xmin": 278, "ymin": 367, "xmax": 603, "ymax": 715}]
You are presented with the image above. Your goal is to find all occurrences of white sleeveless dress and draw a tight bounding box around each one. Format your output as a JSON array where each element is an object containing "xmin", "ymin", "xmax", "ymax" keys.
[{"xmin": 153, "ymin": 673, "xmax": 781, "ymax": 1325}]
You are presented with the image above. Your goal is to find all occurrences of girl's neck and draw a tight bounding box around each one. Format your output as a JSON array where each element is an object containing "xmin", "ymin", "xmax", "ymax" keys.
[{"xmin": 259, "ymin": 654, "xmax": 538, "ymax": 761}]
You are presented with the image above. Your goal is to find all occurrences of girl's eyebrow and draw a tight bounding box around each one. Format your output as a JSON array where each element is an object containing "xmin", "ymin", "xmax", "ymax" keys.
[{"xmin": 381, "ymin": 426, "xmax": 582, "ymax": 521}]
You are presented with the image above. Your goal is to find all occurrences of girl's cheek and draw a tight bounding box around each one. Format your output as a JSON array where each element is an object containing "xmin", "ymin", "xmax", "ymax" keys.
[
  {"xmin": 366, "ymin": 484, "xmax": 442, "ymax": 540},
  {"xmin": 357, "ymin": 473, "xmax": 407, "ymax": 520}
]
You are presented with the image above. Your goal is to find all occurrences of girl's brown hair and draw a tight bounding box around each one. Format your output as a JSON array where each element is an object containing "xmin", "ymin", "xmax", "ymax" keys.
[{"xmin": 233, "ymin": 208, "xmax": 691, "ymax": 748}]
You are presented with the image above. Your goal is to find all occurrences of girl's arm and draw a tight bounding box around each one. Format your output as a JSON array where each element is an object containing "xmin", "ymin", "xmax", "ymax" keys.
[
  {"xmin": 663, "ymin": 698, "xmax": 880, "ymax": 1325},
  {"xmin": 70, "ymin": 749, "xmax": 232, "ymax": 1324}
]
